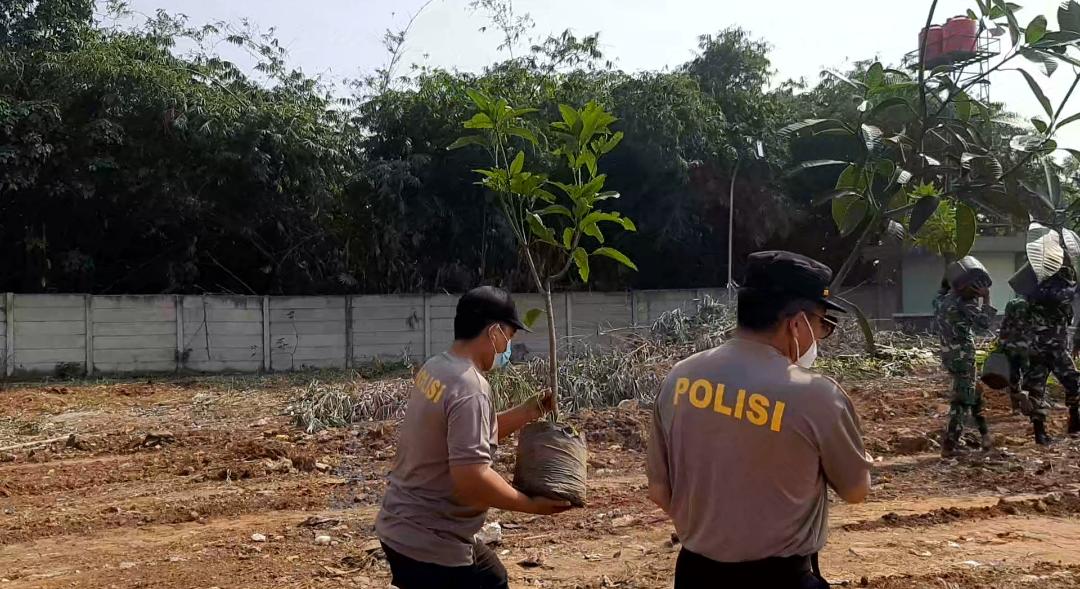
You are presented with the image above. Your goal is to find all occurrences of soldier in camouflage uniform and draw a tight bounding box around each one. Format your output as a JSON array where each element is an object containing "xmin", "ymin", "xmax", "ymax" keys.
[
  {"xmin": 999, "ymin": 268, "xmax": 1080, "ymax": 445},
  {"xmin": 933, "ymin": 279, "xmax": 996, "ymax": 457}
]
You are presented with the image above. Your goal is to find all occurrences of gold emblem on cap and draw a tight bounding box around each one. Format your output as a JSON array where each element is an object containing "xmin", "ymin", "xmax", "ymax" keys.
[{"xmin": 823, "ymin": 289, "xmax": 830, "ymax": 297}]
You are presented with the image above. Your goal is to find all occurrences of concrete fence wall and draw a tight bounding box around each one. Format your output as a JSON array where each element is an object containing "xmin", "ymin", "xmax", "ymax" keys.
[{"xmin": 0, "ymin": 286, "xmax": 889, "ymax": 377}]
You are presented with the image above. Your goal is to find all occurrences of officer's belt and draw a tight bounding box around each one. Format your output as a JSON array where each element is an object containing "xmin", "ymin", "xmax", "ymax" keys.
[{"xmin": 683, "ymin": 550, "xmax": 824, "ymax": 580}]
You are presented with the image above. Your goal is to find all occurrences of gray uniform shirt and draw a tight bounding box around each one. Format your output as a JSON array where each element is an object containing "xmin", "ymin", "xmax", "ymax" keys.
[
  {"xmin": 376, "ymin": 352, "xmax": 498, "ymax": 566},
  {"xmin": 646, "ymin": 338, "xmax": 871, "ymax": 563}
]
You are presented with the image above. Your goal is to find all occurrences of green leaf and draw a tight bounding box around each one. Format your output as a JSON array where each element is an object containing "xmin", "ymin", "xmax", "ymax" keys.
[
  {"xmin": 1060, "ymin": 0, "xmax": 1080, "ymax": 33},
  {"xmin": 831, "ymin": 193, "xmax": 860, "ymax": 229},
  {"xmin": 562, "ymin": 227, "xmax": 574, "ymax": 249},
  {"xmin": 1057, "ymin": 111, "xmax": 1080, "ymax": 129},
  {"xmin": 955, "ymin": 92, "xmax": 973, "ymax": 121},
  {"xmin": 836, "ymin": 164, "xmax": 870, "ymax": 193},
  {"xmin": 1031, "ymin": 30, "xmax": 1080, "ymax": 48},
  {"xmin": 1026, "ymin": 15, "xmax": 1048, "ymax": 43},
  {"xmin": 783, "ymin": 159, "xmax": 851, "ymax": 177},
  {"xmin": 579, "ymin": 175, "xmax": 606, "ymax": 201},
  {"xmin": 538, "ymin": 205, "xmax": 573, "ymax": 218},
  {"xmin": 1025, "ymin": 48, "xmax": 1059, "ymax": 76},
  {"xmin": 875, "ymin": 159, "xmax": 896, "ymax": 180},
  {"xmin": 573, "ymin": 247, "xmax": 590, "ymax": 282},
  {"xmin": 534, "ymin": 189, "xmax": 558, "ymax": 203},
  {"xmin": 582, "ymin": 220, "xmax": 605, "ymax": 244},
  {"xmin": 596, "ymin": 191, "xmax": 621, "ymax": 201},
  {"xmin": 1043, "ymin": 157, "xmax": 1063, "ymax": 209},
  {"xmin": 811, "ymin": 189, "xmax": 860, "ymax": 207},
  {"xmin": 578, "ymin": 151, "xmax": 598, "ymax": 178},
  {"xmin": 598, "ymin": 131, "xmax": 624, "ymax": 155},
  {"xmin": 526, "ymin": 213, "xmax": 556, "ymax": 245},
  {"xmin": 1063, "ymin": 228, "xmax": 1080, "ymax": 277},
  {"xmin": 866, "ymin": 62, "xmax": 885, "ymax": 87},
  {"xmin": 558, "ymin": 104, "xmax": 579, "ymax": 128},
  {"xmin": 995, "ymin": 0, "xmax": 1022, "ymax": 45},
  {"xmin": 447, "ymin": 135, "xmax": 487, "ymax": 150},
  {"xmin": 910, "ymin": 195, "xmax": 941, "ymax": 234},
  {"xmin": 838, "ymin": 198, "xmax": 869, "ymax": 237},
  {"xmin": 1032, "ymin": 117, "xmax": 1049, "ymax": 133},
  {"xmin": 581, "ymin": 211, "xmax": 634, "ymax": 230},
  {"xmin": 507, "ymin": 126, "xmax": 539, "ymax": 146},
  {"xmin": 1016, "ymin": 68, "xmax": 1054, "ymax": 118},
  {"xmin": 592, "ymin": 247, "xmax": 638, "ymax": 271},
  {"xmin": 509, "ymin": 151, "xmax": 525, "ymax": 175},
  {"xmin": 955, "ymin": 204, "xmax": 978, "ymax": 257},
  {"xmin": 523, "ymin": 308, "xmax": 544, "ymax": 329},
  {"xmin": 463, "ymin": 113, "xmax": 494, "ymax": 129},
  {"xmin": 465, "ymin": 89, "xmax": 492, "ymax": 110},
  {"xmin": 778, "ymin": 119, "xmax": 848, "ymax": 139},
  {"xmin": 1027, "ymin": 222, "xmax": 1066, "ymax": 281},
  {"xmin": 870, "ymin": 96, "xmax": 916, "ymax": 117}
]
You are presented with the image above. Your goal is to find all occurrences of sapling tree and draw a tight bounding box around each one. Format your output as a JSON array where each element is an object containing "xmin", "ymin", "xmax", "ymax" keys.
[{"xmin": 451, "ymin": 91, "xmax": 636, "ymax": 418}]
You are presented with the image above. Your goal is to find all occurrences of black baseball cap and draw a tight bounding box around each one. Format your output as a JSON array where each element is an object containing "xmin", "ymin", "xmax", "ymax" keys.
[
  {"xmin": 457, "ymin": 286, "xmax": 531, "ymax": 333},
  {"xmin": 743, "ymin": 250, "xmax": 846, "ymax": 313}
]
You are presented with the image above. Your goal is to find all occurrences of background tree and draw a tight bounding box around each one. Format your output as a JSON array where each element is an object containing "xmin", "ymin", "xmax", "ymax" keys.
[{"xmin": 781, "ymin": 1, "xmax": 1080, "ymax": 349}]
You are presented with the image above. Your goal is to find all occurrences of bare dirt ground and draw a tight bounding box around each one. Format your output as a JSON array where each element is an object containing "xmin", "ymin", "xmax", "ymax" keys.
[{"xmin": 4, "ymin": 369, "xmax": 1080, "ymax": 588}]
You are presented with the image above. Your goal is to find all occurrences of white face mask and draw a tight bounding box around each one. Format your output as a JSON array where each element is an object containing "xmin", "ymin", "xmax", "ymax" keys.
[{"xmin": 792, "ymin": 314, "xmax": 818, "ymax": 369}]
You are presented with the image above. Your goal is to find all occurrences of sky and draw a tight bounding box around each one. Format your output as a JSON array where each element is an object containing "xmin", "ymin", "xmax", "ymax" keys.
[{"xmin": 103, "ymin": 0, "xmax": 1080, "ymax": 147}]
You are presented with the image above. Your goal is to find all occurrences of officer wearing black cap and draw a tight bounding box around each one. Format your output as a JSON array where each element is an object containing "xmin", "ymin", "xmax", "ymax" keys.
[
  {"xmin": 376, "ymin": 286, "xmax": 570, "ymax": 589},
  {"xmin": 647, "ymin": 251, "xmax": 872, "ymax": 588}
]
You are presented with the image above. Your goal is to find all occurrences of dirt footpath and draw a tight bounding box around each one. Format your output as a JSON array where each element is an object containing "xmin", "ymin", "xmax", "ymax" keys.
[{"xmin": 3, "ymin": 370, "xmax": 1080, "ymax": 588}]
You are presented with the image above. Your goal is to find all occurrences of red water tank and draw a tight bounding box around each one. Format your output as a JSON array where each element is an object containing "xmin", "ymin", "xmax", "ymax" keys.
[
  {"xmin": 919, "ymin": 25, "xmax": 944, "ymax": 65},
  {"xmin": 943, "ymin": 16, "xmax": 978, "ymax": 57}
]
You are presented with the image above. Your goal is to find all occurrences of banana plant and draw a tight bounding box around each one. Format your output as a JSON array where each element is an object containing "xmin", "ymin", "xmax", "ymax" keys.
[{"xmin": 451, "ymin": 91, "xmax": 637, "ymax": 418}]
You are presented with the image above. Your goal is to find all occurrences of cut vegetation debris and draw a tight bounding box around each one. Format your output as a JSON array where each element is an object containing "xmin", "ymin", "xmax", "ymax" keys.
[
  {"xmin": 287, "ymin": 379, "xmax": 410, "ymax": 433},
  {"xmin": 493, "ymin": 294, "xmax": 940, "ymax": 411},
  {"xmin": 286, "ymin": 296, "xmax": 941, "ymax": 431}
]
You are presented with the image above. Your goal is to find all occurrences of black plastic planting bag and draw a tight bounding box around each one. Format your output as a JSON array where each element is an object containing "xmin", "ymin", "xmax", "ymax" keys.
[
  {"xmin": 512, "ymin": 421, "xmax": 588, "ymax": 507},
  {"xmin": 981, "ymin": 351, "xmax": 1010, "ymax": 390}
]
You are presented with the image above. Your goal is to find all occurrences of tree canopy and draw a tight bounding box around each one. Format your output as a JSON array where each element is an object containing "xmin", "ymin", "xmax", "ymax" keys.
[{"xmin": 0, "ymin": 0, "xmax": 1062, "ymax": 294}]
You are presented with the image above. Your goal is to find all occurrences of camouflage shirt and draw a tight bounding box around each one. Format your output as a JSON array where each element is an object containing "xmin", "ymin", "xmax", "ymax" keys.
[
  {"xmin": 1000, "ymin": 286, "xmax": 1077, "ymax": 361},
  {"xmin": 933, "ymin": 292, "xmax": 996, "ymax": 361}
]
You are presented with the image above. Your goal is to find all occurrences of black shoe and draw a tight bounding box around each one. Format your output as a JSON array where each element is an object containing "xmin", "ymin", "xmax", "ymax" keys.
[
  {"xmin": 1034, "ymin": 420, "xmax": 1054, "ymax": 446},
  {"xmin": 1069, "ymin": 407, "xmax": 1080, "ymax": 436},
  {"xmin": 941, "ymin": 438, "xmax": 965, "ymax": 458}
]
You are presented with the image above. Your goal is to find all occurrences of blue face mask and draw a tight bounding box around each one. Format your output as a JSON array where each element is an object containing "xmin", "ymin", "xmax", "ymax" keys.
[
  {"xmin": 494, "ymin": 341, "xmax": 512, "ymax": 369},
  {"xmin": 490, "ymin": 326, "xmax": 512, "ymax": 370}
]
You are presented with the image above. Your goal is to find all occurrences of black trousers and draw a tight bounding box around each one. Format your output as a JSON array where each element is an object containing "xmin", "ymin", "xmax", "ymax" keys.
[
  {"xmin": 381, "ymin": 540, "xmax": 509, "ymax": 589},
  {"xmin": 674, "ymin": 548, "xmax": 829, "ymax": 589}
]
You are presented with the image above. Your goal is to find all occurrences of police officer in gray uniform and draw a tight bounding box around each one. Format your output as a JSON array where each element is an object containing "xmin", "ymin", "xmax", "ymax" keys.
[{"xmin": 647, "ymin": 251, "xmax": 872, "ymax": 588}]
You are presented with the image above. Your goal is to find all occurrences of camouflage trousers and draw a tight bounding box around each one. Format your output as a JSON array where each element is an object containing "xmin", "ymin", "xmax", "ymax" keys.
[
  {"xmin": 943, "ymin": 354, "xmax": 987, "ymax": 445},
  {"xmin": 1010, "ymin": 349, "xmax": 1080, "ymax": 421}
]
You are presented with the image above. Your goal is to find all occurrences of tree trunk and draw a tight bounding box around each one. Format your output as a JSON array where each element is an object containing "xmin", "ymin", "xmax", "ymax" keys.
[
  {"xmin": 543, "ymin": 281, "xmax": 558, "ymax": 422},
  {"xmin": 830, "ymin": 216, "xmax": 880, "ymax": 292},
  {"xmin": 831, "ymin": 216, "xmax": 881, "ymax": 355},
  {"xmin": 520, "ymin": 245, "xmax": 559, "ymax": 422}
]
